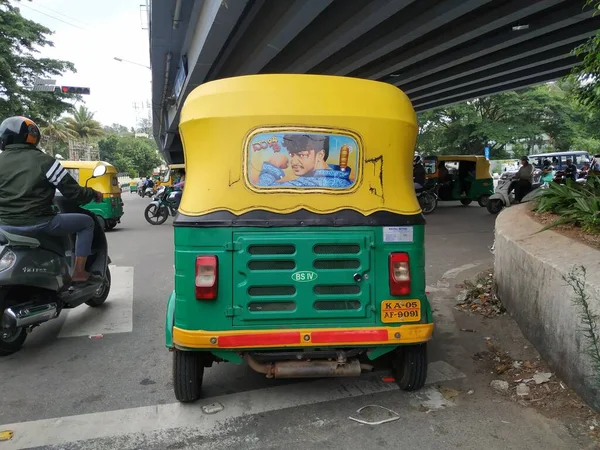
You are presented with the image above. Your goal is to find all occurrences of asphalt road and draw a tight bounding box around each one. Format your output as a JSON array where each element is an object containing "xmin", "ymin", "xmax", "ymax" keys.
[{"xmin": 0, "ymin": 195, "xmax": 582, "ymax": 449}]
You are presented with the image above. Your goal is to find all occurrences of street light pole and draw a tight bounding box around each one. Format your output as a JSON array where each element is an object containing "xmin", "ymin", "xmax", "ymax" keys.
[{"xmin": 113, "ymin": 57, "xmax": 150, "ymax": 69}]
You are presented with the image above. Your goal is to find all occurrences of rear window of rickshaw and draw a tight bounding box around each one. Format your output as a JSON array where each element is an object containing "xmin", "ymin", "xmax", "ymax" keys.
[{"xmin": 246, "ymin": 129, "xmax": 360, "ymax": 191}]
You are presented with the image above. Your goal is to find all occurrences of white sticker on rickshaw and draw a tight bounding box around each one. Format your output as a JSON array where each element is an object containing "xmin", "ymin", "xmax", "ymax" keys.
[{"xmin": 383, "ymin": 226, "xmax": 413, "ymax": 243}]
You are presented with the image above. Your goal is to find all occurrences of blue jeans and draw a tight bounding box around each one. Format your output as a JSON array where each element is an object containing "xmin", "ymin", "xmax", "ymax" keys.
[{"xmin": 1, "ymin": 214, "xmax": 94, "ymax": 257}]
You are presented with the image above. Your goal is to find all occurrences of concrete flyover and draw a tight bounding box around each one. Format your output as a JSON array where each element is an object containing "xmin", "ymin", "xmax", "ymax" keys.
[
  {"xmin": 494, "ymin": 204, "xmax": 600, "ymax": 409},
  {"xmin": 149, "ymin": 0, "xmax": 600, "ymax": 164}
]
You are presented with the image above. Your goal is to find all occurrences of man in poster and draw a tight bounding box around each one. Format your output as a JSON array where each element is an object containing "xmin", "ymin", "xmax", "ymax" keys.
[{"xmin": 257, "ymin": 134, "xmax": 353, "ymax": 188}]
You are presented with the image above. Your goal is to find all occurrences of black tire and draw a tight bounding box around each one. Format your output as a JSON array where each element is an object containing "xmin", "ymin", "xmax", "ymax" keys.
[
  {"xmin": 460, "ymin": 199, "xmax": 472, "ymax": 206},
  {"xmin": 486, "ymin": 199, "xmax": 504, "ymax": 215},
  {"xmin": 393, "ymin": 343, "xmax": 428, "ymax": 391},
  {"xmin": 144, "ymin": 204, "xmax": 169, "ymax": 225},
  {"xmin": 173, "ymin": 350, "xmax": 204, "ymax": 402},
  {"xmin": 105, "ymin": 219, "xmax": 117, "ymax": 230},
  {"xmin": 0, "ymin": 328, "xmax": 27, "ymax": 356},
  {"xmin": 86, "ymin": 267, "xmax": 111, "ymax": 307},
  {"xmin": 419, "ymin": 193, "xmax": 437, "ymax": 215},
  {"xmin": 477, "ymin": 195, "xmax": 490, "ymax": 208}
]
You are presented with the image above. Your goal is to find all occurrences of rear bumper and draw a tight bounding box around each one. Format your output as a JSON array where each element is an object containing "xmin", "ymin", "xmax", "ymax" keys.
[{"xmin": 172, "ymin": 323, "xmax": 434, "ymax": 350}]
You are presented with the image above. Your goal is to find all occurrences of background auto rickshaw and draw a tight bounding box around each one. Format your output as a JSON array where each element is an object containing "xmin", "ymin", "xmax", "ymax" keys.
[
  {"xmin": 129, "ymin": 178, "xmax": 139, "ymax": 193},
  {"xmin": 159, "ymin": 163, "xmax": 185, "ymax": 188},
  {"xmin": 166, "ymin": 74, "xmax": 434, "ymax": 402},
  {"xmin": 424, "ymin": 155, "xmax": 493, "ymax": 207},
  {"xmin": 59, "ymin": 161, "xmax": 124, "ymax": 230}
]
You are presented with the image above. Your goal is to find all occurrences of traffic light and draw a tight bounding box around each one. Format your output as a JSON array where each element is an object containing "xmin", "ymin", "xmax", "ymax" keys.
[{"xmin": 54, "ymin": 86, "xmax": 91, "ymax": 95}]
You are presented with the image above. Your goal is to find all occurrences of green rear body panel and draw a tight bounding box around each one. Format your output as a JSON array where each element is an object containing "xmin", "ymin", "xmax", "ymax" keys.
[
  {"xmin": 171, "ymin": 226, "xmax": 431, "ymax": 338},
  {"xmin": 81, "ymin": 198, "xmax": 124, "ymax": 221}
]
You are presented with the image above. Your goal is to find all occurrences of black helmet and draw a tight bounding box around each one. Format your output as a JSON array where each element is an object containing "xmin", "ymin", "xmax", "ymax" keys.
[{"xmin": 0, "ymin": 116, "xmax": 41, "ymax": 150}]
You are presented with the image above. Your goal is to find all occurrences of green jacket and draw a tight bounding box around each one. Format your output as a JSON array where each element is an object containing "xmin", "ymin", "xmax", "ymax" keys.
[{"xmin": 0, "ymin": 144, "xmax": 96, "ymax": 226}]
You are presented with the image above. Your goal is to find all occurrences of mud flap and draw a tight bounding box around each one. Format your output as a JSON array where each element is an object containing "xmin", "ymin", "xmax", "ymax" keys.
[{"xmin": 165, "ymin": 290, "xmax": 176, "ymax": 348}]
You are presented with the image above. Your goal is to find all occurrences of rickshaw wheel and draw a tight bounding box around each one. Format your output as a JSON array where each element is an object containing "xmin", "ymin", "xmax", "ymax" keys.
[
  {"xmin": 477, "ymin": 195, "xmax": 490, "ymax": 207},
  {"xmin": 105, "ymin": 219, "xmax": 118, "ymax": 230},
  {"xmin": 460, "ymin": 199, "xmax": 472, "ymax": 206},
  {"xmin": 173, "ymin": 350, "xmax": 204, "ymax": 402},
  {"xmin": 393, "ymin": 343, "xmax": 427, "ymax": 391}
]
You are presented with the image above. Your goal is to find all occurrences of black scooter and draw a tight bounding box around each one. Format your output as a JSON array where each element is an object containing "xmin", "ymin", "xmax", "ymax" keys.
[{"xmin": 0, "ymin": 166, "xmax": 111, "ymax": 356}]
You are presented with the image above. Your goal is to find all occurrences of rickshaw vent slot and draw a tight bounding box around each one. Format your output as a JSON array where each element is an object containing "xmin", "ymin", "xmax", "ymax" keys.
[
  {"xmin": 248, "ymin": 260, "xmax": 296, "ymax": 271},
  {"xmin": 314, "ymin": 285, "xmax": 361, "ymax": 295},
  {"xmin": 248, "ymin": 286, "xmax": 296, "ymax": 296},
  {"xmin": 248, "ymin": 302, "xmax": 296, "ymax": 312},
  {"xmin": 248, "ymin": 245, "xmax": 295, "ymax": 255},
  {"xmin": 314, "ymin": 301, "xmax": 361, "ymax": 311},
  {"xmin": 314, "ymin": 259, "xmax": 360, "ymax": 270},
  {"xmin": 313, "ymin": 244, "xmax": 360, "ymax": 255}
]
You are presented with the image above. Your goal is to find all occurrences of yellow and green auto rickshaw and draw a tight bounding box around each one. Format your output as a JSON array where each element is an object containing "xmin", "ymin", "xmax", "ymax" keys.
[
  {"xmin": 165, "ymin": 74, "xmax": 434, "ymax": 402},
  {"xmin": 423, "ymin": 155, "xmax": 493, "ymax": 207},
  {"xmin": 59, "ymin": 161, "xmax": 124, "ymax": 230},
  {"xmin": 159, "ymin": 163, "xmax": 185, "ymax": 188},
  {"xmin": 129, "ymin": 178, "xmax": 139, "ymax": 194}
]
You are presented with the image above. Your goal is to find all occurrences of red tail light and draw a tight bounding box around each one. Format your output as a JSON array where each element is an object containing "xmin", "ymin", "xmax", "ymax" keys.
[
  {"xmin": 195, "ymin": 256, "xmax": 218, "ymax": 299},
  {"xmin": 389, "ymin": 252, "xmax": 411, "ymax": 296}
]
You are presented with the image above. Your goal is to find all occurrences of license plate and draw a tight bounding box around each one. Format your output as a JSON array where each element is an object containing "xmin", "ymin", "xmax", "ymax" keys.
[{"xmin": 381, "ymin": 300, "xmax": 421, "ymax": 323}]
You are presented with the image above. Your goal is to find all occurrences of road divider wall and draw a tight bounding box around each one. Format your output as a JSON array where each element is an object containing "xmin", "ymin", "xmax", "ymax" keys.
[{"xmin": 494, "ymin": 204, "xmax": 600, "ymax": 409}]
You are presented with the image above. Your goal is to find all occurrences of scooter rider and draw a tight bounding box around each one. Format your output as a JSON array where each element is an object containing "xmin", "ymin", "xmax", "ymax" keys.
[
  {"xmin": 413, "ymin": 155, "xmax": 426, "ymax": 190},
  {"xmin": 0, "ymin": 116, "xmax": 103, "ymax": 284},
  {"xmin": 510, "ymin": 156, "xmax": 534, "ymax": 203}
]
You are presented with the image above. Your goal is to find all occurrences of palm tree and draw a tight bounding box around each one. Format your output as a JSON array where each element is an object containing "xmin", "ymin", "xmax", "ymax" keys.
[
  {"xmin": 40, "ymin": 117, "xmax": 77, "ymax": 156},
  {"xmin": 65, "ymin": 106, "xmax": 104, "ymax": 141},
  {"xmin": 41, "ymin": 117, "xmax": 77, "ymax": 143}
]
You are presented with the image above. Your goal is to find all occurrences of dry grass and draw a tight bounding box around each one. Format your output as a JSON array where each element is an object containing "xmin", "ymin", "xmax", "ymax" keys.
[{"xmin": 529, "ymin": 209, "xmax": 600, "ymax": 250}]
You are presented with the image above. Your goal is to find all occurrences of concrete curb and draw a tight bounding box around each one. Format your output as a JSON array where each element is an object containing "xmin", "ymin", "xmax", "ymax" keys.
[{"xmin": 494, "ymin": 204, "xmax": 600, "ymax": 409}]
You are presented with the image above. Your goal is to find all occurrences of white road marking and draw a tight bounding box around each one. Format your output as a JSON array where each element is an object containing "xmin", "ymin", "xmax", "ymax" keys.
[
  {"xmin": 440, "ymin": 263, "xmax": 480, "ymax": 280},
  {"xmin": 1, "ymin": 361, "xmax": 466, "ymax": 449},
  {"xmin": 58, "ymin": 265, "xmax": 134, "ymax": 338}
]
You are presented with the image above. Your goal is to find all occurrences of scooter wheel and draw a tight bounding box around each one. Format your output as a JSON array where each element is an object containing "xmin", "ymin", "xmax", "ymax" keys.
[
  {"xmin": 86, "ymin": 267, "xmax": 111, "ymax": 307},
  {"xmin": 419, "ymin": 193, "xmax": 437, "ymax": 215},
  {"xmin": 0, "ymin": 328, "xmax": 27, "ymax": 356},
  {"xmin": 487, "ymin": 199, "xmax": 504, "ymax": 215},
  {"xmin": 144, "ymin": 204, "xmax": 169, "ymax": 225}
]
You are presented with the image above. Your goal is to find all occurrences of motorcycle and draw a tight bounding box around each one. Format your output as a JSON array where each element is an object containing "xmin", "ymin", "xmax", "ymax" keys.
[
  {"xmin": 486, "ymin": 169, "xmax": 543, "ymax": 215},
  {"xmin": 138, "ymin": 184, "xmax": 156, "ymax": 198},
  {"xmin": 144, "ymin": 186, "xmax": 182, "ymax": 225},
  {"xmin": 416, "ymin": 182, "xmax": 438, "ymax": 215},
  {"xmin": 0, "ymin": 165, "xmax": 112, "ymax": 356}
]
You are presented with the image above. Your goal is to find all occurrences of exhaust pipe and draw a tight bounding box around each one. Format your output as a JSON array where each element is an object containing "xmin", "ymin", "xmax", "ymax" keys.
[
  {"xmin": 246, "ymin": 355, "xmax": 372, "ymax": 379},
  {"xmin": 3, "ymin": 303, "xmax": 58, "ymax": 328}
]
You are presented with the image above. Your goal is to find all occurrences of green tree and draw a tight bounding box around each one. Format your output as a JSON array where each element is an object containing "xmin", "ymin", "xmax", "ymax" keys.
[
  {"xmin": 416, "ymin": 84, "xmax": 583, "ymax": 157},
  {"xmin": 98, "ymin": 134, "xmax": 163, "ymax": 176},
  {"xmin": 65, "ymin": 105, "xmax": 104, "ymax": 141},
  {"xmin": 136, "ymin": 118, "xmax": 152, "ymax": 135},
  {"xmin": 103, "ymin": 123, "xmax": 132, "ymax": 136},
  {"xmin": 0, "ymin": 1, "xmax": 77, "ymax": 121},
  {"xmin": 569, "ymin": 1, "xmax": 600, "ymax": 109}
]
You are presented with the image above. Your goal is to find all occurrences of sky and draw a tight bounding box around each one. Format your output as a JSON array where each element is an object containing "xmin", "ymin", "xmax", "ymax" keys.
[{"xmin": 14, "ymin": 0, "xmax": 151, "ymax": 128}]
